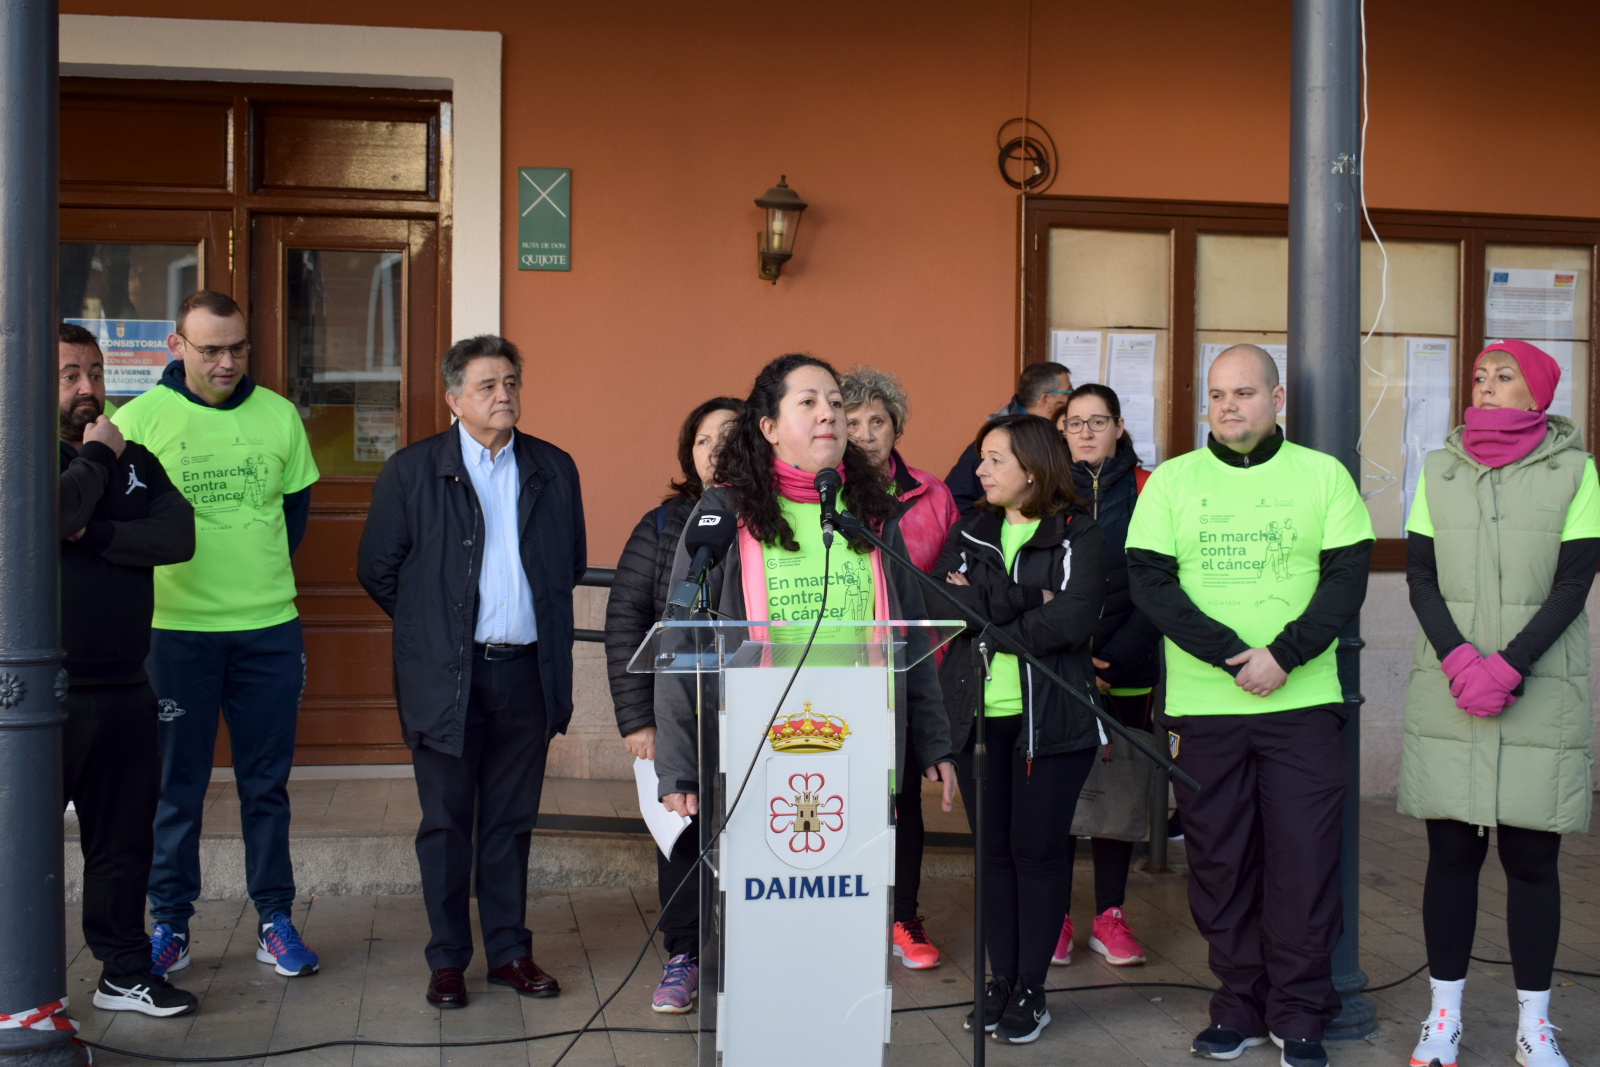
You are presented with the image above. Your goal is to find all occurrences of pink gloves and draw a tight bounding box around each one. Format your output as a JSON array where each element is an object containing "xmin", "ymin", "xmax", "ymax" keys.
[{"xmin": 1441, "ymin": 644, "xmax": 1521, "ymax": 717}]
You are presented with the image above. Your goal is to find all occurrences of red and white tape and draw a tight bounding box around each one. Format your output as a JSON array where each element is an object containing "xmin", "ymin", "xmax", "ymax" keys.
[{"xmin": 0, "ymin": 996, "xmax": 79, "ymax": 1032}]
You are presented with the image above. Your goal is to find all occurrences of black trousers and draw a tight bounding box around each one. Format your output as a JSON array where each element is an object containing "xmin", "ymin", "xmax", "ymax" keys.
[
  {"xmin": 658, "ymin": 814, "xmax": 699, "ymax": 960},
  {"xmin": 894, "ymin": 720, "xmax": 927, "ymax": 924},
  {"xmin": 955, "ymin": 715, "xmax": 1096, "ymax": 986},
  {"xmin": 1169, "ymin": 705, "xmax": 1346, "ymax": 1041},
  {"xmin": 1424, "ymin": 819, "xmax": 1562, "ymax": 990},
  {"xmin": 63, "ymin": 683, "xmax": 162, "ymax": 978},
  {"xmin": 412, "ymin": 651, "xmax": 550, "ymax": 971}
]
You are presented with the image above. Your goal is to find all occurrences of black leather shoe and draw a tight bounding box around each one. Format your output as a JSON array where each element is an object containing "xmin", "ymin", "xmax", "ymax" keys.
[
  {"xmin": 487, "ymin": 956, "xmax": 560, "ymax": 998},
  {"xmin": 427, "ymin": 967, "xmax": 468, "ymax": 1008}
]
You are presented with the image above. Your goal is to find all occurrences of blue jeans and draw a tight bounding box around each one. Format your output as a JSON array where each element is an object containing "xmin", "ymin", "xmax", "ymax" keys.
[{"xmin": 146, "ymin": 619, "xmax": 305, "ymax": 929}]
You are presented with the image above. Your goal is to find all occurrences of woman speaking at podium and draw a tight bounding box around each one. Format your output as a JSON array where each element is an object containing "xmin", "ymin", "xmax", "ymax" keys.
[
  {"xmin": 653, "ymin": 353, "xmax": 959, "ymax": 854},
  {"xmin": 932, "ymin": 413, "xmax": 1107, "ymax": 1045}
]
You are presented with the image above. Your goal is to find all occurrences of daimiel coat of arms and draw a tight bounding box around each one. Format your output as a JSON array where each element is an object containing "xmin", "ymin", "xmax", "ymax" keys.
[{"xmin": 764, "ymin": 704, "xmax": 851, "ymax": 869}]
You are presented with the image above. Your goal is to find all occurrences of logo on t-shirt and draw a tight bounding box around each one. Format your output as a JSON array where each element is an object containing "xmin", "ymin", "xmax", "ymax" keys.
[{"xmin": 125, "ymin": 467, "xmax": 147, "ymax": 495}]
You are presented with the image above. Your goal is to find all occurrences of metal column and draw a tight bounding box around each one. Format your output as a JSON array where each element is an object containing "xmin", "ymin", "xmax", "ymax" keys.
[
  {"xmin": 1286, "ymin": 0, "xmax": 1377, "ymax": 1041},
  {"xmin": 0, "ymin": 0, "xmax": 75, "ymax": 1063}
]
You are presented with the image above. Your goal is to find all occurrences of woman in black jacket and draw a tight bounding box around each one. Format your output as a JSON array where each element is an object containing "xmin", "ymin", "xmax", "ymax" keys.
[
  {"xmin": 933, "ymin": 413, "xmax": 1106, "ymax": 1045},
  {"xmin": 602, "ymin": 395, "xmax": 741, "ymax": 1014},
  {"xmin": 1051, "ymin": 383, "xmax": 1162, "ymax": 970}
]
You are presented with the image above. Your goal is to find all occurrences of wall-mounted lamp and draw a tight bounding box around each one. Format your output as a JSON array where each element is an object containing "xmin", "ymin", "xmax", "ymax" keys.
[{"xmin": 755, "ymin": 176, "xmax": 807, "ymax": 283}]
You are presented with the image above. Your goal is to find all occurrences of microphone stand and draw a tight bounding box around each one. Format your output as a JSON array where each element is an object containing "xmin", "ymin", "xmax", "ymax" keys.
[
  {"xmin": 971, "ymin": 630, "xmax": 990, "ymax": 1066},
  {"xmin": 836, "ymin": 513, "xmax": 1198, "ymax": 790}
]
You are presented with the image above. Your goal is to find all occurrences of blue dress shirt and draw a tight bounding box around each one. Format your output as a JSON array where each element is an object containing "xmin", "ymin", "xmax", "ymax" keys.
[{"xmin": 459, "ymin": 423, "xmax": 538, "ymax": 645}]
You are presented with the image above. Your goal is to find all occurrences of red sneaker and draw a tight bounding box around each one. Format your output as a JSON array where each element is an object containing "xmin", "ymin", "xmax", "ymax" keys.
[
  {"xmin": 892, "ymin": 916, "xmax": 941, "ymax": 969},
  {"xmin": 1050, "ymin": 913, "xmax": 1073, "ymax": 966},
  {"xmin": 1089, "ymin": 906, "xmax": 1147, "ymax": 965}
]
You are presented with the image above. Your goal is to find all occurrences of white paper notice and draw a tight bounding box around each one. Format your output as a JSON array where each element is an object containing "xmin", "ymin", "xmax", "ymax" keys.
[
  {"xmin": 1199, "ymin": 343, "xmax": 1288, "ymax": 414},
  {"xmin": 1401, "ymin": 338, "xmax": 1454, "ymax": 527},
  {"xmin": 1120, "ymin": 395, "xmax": 1157, "ymax": 464},
  {"xmin": 1486, "ymin": 268, "xmax": 1577, "ymax": 340},
  {"xmin": 1051, "ymin": 330, "xmax": 1102, "ymax": 387},
  {"xmin": 633, "ymin": 757, "xmax": 692, "ymax": 860},
  {"xmin": 1107, "ymin": 333, "xmax": 1156, "ymax": 396},
  {"xmin": 354, "ymin": 403, "xmax": 399, "ymax": 463}
]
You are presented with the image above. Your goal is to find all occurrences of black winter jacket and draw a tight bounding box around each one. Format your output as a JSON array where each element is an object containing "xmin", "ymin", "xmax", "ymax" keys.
[
  {"xmin": 932, "ymin": 505, "xmax": 1107, "ymax": 760},
  {"xmin": 1072, "ymin": 437, "xmax": 1160, "ymax": 690},
  {"xmin": 356, "ymin": 427, "xmax": 586, "ymax": 756},
  {"xmin": 605, "ymin": 494, "xmax": 695, "ymax": 737}
]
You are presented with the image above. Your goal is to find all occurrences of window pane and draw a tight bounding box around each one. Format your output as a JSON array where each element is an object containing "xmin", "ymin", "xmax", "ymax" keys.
[
  {"xmin": 285, "ymin": 249, "xmax": 404, "ymax": 477},
  {"xmin": 59, "ymin": 241, "xmax": 199, "ymax": 396},
  {"xmin": 1484, "ymin": 244, "xmax": 1591, "ymax": 437},
  {"xmin": 1194, "ymin": 234, "xmax": 1289, "ymax": 451},
  {"xmin": 1047, "ymin": 228, "xmax": 1171, "ymax": 463}
]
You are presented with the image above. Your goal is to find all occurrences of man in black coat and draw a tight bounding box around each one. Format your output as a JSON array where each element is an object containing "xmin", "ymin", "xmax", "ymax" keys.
[
  {"xmin": 944, "ymin": 361, "xmax": 1073, "ymax": 515},
  {"xmin": 57, "ymin": 324, "xmax": 198, "ymax": 1018},
  {"xmin": 356, "ymin": 335, "xmax": 586, "ymax": 1010}
]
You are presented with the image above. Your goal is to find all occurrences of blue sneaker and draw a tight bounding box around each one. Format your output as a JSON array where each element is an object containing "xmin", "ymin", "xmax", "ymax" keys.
[
  {"xmin": 256, "ymin": 913, "xmax": 318, "ymax": 977},
  {"xmin": 149, "ymin": 923, "xmax": 189, "ymax": 976}
]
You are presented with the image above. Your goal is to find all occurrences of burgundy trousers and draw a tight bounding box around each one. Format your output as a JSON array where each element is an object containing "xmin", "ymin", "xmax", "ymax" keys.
[{"xmin": 1169, "ymin": 704, "xmax": 1346, "ymax": 1041}]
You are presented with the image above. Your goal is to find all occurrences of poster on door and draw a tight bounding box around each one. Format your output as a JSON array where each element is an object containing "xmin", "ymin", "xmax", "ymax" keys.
[{"xmin": 67, "ymin": 318, "xmax": 175, "ymax": 396}]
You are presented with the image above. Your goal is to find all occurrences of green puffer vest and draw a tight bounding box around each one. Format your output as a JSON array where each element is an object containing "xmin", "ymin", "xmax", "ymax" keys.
[{"xmin": 1397, "ymin": 415, "xmax": 1593, "ymax": 834}]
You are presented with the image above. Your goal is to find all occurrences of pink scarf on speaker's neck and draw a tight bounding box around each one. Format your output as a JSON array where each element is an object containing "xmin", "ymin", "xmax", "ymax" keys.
[
  {"xmin": 737, "ymin": 459, "xmax": 890, "ymax": 622},
  {"xmin": 1461, "ymin": 406, "xmax": 1548, "ymax": 468}
]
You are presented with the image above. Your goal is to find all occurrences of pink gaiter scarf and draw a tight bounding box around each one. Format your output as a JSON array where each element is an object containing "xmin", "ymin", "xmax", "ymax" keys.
[
  {"xmin": 1461, "ymin": 406, "xmax": 1548, "ymax": 468},
  {"xmin": 738, "ymin": 460, "xmax": 890, "ymax": 622}
]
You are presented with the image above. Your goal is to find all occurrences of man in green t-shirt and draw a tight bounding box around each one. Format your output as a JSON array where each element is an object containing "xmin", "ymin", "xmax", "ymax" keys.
[
  {"xmin": 1126, "ymin": 345, "xmax": 1374, "ymax": 1067},
  {"xmin": 111, "ymin": 290, "xmax": 321, "ymax": 980}
]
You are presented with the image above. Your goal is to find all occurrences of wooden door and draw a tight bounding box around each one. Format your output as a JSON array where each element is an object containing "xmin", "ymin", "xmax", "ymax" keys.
[{"xmin": 250, "ymin": 214, "xmax": 445, "ymax": 763}]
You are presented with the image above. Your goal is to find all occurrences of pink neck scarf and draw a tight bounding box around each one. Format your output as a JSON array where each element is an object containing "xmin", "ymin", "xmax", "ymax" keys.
[
  {"xmin": 738, "ymin": 459, "xmax": 890, "ymax": 622},
  {"xmin": 1461, "ymin": 406, "xmax": 1548, "ymax": 468}
]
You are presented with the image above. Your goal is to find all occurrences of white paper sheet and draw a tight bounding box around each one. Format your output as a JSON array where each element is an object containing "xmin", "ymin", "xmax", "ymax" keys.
[
  {"xmin": 633, "ymin": 757, "xmax": 692, "ymax": 860},
  {"xmin": 1486, "ymin": 267, "xmax": 1577, "ymax": 340},
  {"xmin": 1401, "ymin": 338, "xmax": 1454, "ymax": 527},
  {"xmin": 1199, "ymin": 343, "xmax": 1288, "ymax": 414},
  {"xmin": 1050, "ymin": 330, "xmax": 1102, "ymax": 387},
  {"xmin": 1120, "ymin": 395, "xmax": 1157, "ymax": 465},
  {"xmin": 1107, "ymin": 333, "xmax": 1156, "ymax": 396}
]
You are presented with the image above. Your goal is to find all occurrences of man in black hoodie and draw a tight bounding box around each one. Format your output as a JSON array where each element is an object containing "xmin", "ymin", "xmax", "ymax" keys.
[{"xmin": 57, "ymin": 323, "xmax": 198, "ymax": 1017}]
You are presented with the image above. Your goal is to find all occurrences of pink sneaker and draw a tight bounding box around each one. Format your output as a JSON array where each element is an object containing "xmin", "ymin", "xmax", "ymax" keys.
[
  {"xmin": 1089, "ymin": 906, "xmax": 1146, "ymax": 965},
  {"xmin": 1050, "ymin": 913, "xmax": 1073, "ymax": 966}
]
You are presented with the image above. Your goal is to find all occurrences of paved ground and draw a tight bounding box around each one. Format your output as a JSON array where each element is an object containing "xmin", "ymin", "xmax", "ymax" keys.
[{"xmin": 64, "ymin": 797, "xmax": 1600, "ymax": 1067}]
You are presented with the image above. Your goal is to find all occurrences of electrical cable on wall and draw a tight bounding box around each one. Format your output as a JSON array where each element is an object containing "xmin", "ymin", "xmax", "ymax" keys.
[{"xmin": 1354, "ymin": 0, "xmax": 1397, "ymax": 501}]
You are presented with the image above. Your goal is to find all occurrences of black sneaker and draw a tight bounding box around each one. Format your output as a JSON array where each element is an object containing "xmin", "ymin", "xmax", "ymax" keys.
[
  {"xmin": 963, "ymin": 975, "xmax": 1012, "ymax": 1033},
  {"xmin": 992, "ymin": 981, "xmax": 1050, "ymax": 1044},
  {"xmin": 93, "ymin": 969, "xmax": 198, "ymax": 1017},
  {"xmin": 1192, "ymin": 1025, "xmax": 1270, "ymax": 1059},
  {"xmin": 1271, "ymin": 1034, "xmax": 1328, "ymax": 1067}
]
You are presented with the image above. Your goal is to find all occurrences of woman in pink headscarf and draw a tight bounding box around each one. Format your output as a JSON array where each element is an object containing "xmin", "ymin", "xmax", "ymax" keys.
[{"xmin": 1399, "ymin": 340, "xmax": 1600, "ymax": 1067}]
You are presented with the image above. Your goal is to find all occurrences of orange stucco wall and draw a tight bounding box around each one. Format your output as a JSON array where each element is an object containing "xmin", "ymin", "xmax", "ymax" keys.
[{"xmin": 64, "ymin": 0, "xmax": 1600, "ymax": 561}]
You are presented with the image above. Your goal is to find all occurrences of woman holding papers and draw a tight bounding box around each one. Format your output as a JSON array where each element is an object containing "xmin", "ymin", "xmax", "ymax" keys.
[
  {"xmin": 932, "ymin": 413, "xmax": 1106, "ymax": 1045},
  {"xmin": 1400, "ymin": 340, "xmax": 1600, "ymax": 1067},
  {"xmin": 604, "ymin": 395, "xmax": 741, "ymax": 1014},
  {"xmin": 651, "ymin": 354, "xmax": 960, "ymax": 923}
]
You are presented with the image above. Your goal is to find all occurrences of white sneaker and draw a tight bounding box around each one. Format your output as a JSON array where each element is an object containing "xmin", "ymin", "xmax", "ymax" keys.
[
  {"xmin": 1409, "ymin": 1007, "xmax": 1462, "ymax": 1067},
  {"xmin": 1515, "ymin": 1021, "xmax": 1568, "ymax": 1067}
]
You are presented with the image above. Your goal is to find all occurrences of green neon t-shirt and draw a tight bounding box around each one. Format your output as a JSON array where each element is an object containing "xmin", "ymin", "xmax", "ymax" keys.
[
  {"xmin": 1125, "ymin": 441, "xmax": 1374, "ymax": 716},
  {"xmin": 983, "ymin": 519, "xmax": 1040, "ymax": 717},
  {"xmin": 762, "ymin": 499, "xmax": 877, "ymax": 644},
  {"xmin": 1405, "ymin": 459, "xmax": 1600, "ymax": 540},
  {"xmin": 113, "ymin": 383, "xmax": 320, "ymax": 631}
]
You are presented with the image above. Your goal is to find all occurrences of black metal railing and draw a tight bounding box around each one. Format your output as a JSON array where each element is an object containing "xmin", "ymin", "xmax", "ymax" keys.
[{"xmin": 575, "ymin": 567, "xmax": 615, "ymax": 643}]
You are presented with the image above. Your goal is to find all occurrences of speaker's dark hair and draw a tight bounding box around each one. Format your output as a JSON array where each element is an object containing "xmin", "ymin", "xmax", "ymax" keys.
[{"xmin": 714, "ymin": 353, "xmax": 895, "ymax": 551}]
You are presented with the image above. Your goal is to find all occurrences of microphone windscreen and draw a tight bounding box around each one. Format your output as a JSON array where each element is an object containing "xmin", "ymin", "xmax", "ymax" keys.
[
  {"xmin": 684, "ymin": 508, "xmax": 737, "ymax": 562},
  {"xmin": 814, "ymin": 468, "xmax": 842, "ymax": 495}
]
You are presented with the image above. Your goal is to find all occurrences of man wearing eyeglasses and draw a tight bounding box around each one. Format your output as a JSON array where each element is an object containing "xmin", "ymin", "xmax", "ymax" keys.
[
  {"xmin": 112, "ymin": 290, "xmax": 322, "ymax": 981},
  {"xmin": 943, "ymin": 361, "xmax": 1073, "ymax": 515}
]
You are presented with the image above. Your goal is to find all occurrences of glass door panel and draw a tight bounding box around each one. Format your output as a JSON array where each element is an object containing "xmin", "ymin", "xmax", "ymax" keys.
[
  {"xmin": 1484, "ymin": 244, "xmax": 1592, "ymax": 438},
  {"xmin": 285, "ymin": 249, "xmax": 405, "ymax": 476}
]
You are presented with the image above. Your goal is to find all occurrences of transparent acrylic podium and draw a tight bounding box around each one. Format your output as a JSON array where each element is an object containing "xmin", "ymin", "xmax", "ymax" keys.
[{"xmin": 628, "ymin": 619, "xmax": 961, "ymax": 1067}]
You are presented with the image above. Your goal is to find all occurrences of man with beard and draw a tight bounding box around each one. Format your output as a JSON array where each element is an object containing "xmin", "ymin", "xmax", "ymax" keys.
[{"xmin": 57, "ymin": 323, "xmax": 198, "ymax": 1017}]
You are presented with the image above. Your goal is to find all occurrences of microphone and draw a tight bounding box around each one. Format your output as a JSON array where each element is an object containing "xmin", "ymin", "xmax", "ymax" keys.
[
  {"xmin": 814, "ymin": 468, "xmax": 842, "ymax": 547},
  {"xmin": 663, "ymin": 508, "xmax": 736, "ymax": 620}
]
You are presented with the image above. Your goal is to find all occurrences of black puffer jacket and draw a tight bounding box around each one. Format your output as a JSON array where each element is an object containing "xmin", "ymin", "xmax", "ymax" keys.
[
  {"xmin": 1072, "ymin": 436, "xmax": 1161, "ymax": 690},
  {"xmin": 932, "ymin": 505, "xmax": 1106, "ymax": 760},
  {"xmin": 604, "ymin": 494, "xmax": 696, "ymax": 737}
]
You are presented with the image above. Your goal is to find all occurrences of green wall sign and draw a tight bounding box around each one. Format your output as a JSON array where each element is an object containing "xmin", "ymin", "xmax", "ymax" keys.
[{"xmin": 517, "ymin": 167, "xmax": 570, "ymax": 271}]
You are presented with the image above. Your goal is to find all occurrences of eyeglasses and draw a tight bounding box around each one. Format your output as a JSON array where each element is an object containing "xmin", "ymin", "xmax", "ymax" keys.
[
  {"xmin": 178, "ymin": 333, "xmax": 251, "ymax": 362},
  {"xmin": 1061, "ymin": 415, "xmax": 1114, "ymax": 433},
  {"xmin": 1042, "ymin": 388, "xmax": 1073, "ymax": 396}
]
